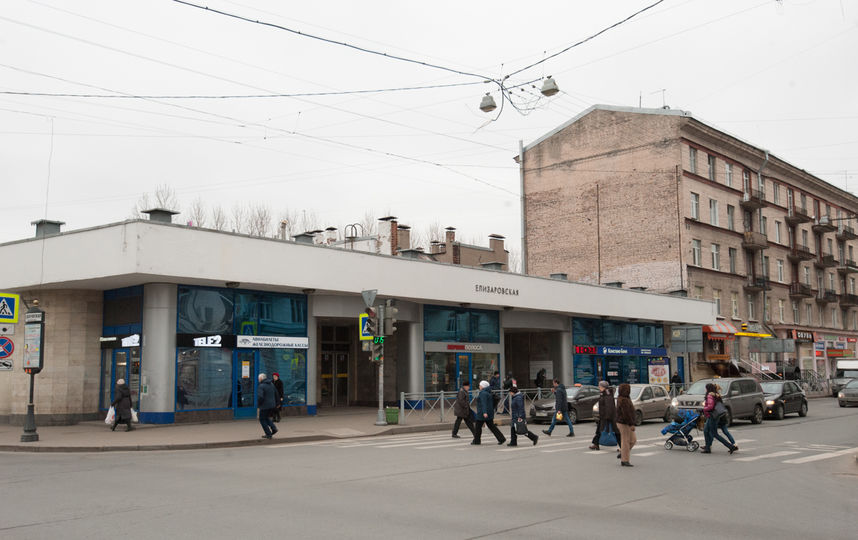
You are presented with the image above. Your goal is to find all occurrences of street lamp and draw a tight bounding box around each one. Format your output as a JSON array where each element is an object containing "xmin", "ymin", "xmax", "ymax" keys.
[
  {"xmin": 540, "ymin": 76, "xmax": 559, "ymax": 97},
  {"xmin": 479, "ymin": 93, "xmax": 497, "ymax": 113}
]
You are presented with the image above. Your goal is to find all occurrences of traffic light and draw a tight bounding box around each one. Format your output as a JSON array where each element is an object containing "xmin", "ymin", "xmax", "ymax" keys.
[
  {"xmin": 371, "ymin": 336, "xmax": 384, "ymax": 363},
  {"xmin": 383, "ymin": 299, "xmax": 398, "ymax": 335},
  {"xmin": 364, "ymin": 307, "xmax": 379, "ymax": 338}
]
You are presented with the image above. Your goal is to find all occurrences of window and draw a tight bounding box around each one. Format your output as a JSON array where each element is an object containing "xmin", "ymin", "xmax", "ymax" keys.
[
  {"xmin": 713, "ymin": 289, "xmax": 721, "ymax": 315},
  {"xmin": 765, "ymin": 297, "xmax": 771, "ymax": 322},
  {"xmin": 851, "ymin": 277, "xmax": 855, "ymax": 295},
  {"xmin": 763, "ymin": 255, "xmax": 770, "ymax": 278},
  {"xmin": 743, "ymin": 170, "xmax": 750, "ymax": 191},
  {"xmin": 853, "ymin": 312, "xmax": 857, "ymax": 331},
  {"xmin": 641, "ymin": 387, "xmax": 653, "ymax": 400},
  {"xmin": 801, "ymin": 229, "xmax": 809, "ymax": 247},
  {"xmin": 829, "ymin": 272, "xmax": 835, "ymax": 291},
  {"xmin": 778, "ymin": 299, "xmax": 785, "ymax": 323},
  {"xmin": 831, "ymin": 307, "xmax": 838, "ymax": 328},
  {"xmin": 725, "ymin": 163, "xmax": 733, "ymax": 187},
  {"xmin": 728, "ymin": 248, "xmax": 737, "ymax": 273},
  {"xmin": 731, "ymin": 292, "xmax": 739, "ymax": 318},
  {"xmin": 177, "ymin": 287, "xmax": 234, "ymax": 334},
  {"xmin": 777, "ymin": 260, "xmax": 784, "ymax": 282},
  {"xmin": 711, "ymin": 244, "xmax": 721, "ymax": 270},
  {"xmin": 803, "ymin": 266, "xmax": 810, "ymax": 285},
  {"xmin": 826, "ymin": 238, "xmax": 833, "ymax": 257},
  {"xmin": 691, "ymin": 193, "xmax": 700, "ymax": 220},
  {"xmin": 176, "ymin": 348, "xmax": 232, "ymax": 410},
  {"xmin": 775, "ymin": 221, "xmax": 782, "ymax": 244},
  {"xmin": 747, "ymin": 294, "xmax": 755, "ymax": 319},
  {"xmin": 760, "ymin": 216, "xmax": 767, "ymax": 237},
  {"xmin": 708, "ymin": 154, "xmax": 716, "ymax": 181},
  {"xmin": 727, "ymin": 205, "xmax": 735, "ymax": 231},
  {"xmin": 792, "ymin": 301, "xmax": 799, "ymax": 324},
  {"xmin": 806, "ymin": 304, "xmax": 813, "ymax": 325},
  {"xmin": 689, "ymin": 147, "xmax": 697, "ymax": 174},
  {"xmin": 709, "ymin": 199, "xmax": 719, "ymax": 226},
  {"xmin": 424, "ymin": 305, "xmax": 499, "ymax": 343},
  {"xmin": 800, "ymin": 193, "xmax": 807, "ymax": 212},
  {"xmin": 692, "ymin": 239, "xmax": 702, "ymax": 266},
  {"xmin": 694, "ymin": 286, "xmax": 704, "ymax": 300},
  {"xmin": 851, "ymin": 245, "xmax": 855, "ymax": 262},
  {"xmin": 819, "ymin": 307, "xmax": 824, "ymax": 327},
  {"xmin": 773, "ymin": 183, "xmax": 780, "ymax": 205},
  {"xmin": 757, "ymin": 173, "xmax": 764, "ymax": 192},
  {"xmin": 654, "ymin": 386, "xmax": 667, "ymax": 397}
]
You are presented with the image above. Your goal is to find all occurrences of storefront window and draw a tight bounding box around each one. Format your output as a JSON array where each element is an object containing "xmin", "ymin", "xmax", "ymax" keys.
[
  {"xmin": 621, "ymin": 324, "xmax": 639, "ymax": 346},
  {"xmin": 470, "ymin": 310, "xmax": 499, "ymax": 343},
  {"xmin": 176, "ymin": 348, "xmax": 232, "ymax": 410},
  {"xmin": 424, "ymin": 352, "xmax": 456, "ymax": 393},
  {"xmin": 471, "ymin": 353, "xmax": 499, "ymax": 384},
  {"xmin": 573, "ymin": 356, "xmax": 597, "ymax": 385},
  {"xmin": 259, "ymin": 349, "xmax": 307, "ymax": 405},
  {"xmin": 573, "ymin": 318, "xmax": 601, "ymax": 344},
  {"xmin": 103, "ymin": 286, "xmax": 143, "ymax": 335},
  {"xmin": 424, "ymin": 305, "xmax": 499, "ymax": 343},
  {"xmin": 177, "ymin": 287, "xmax": 234, "ymax": 334},
  {"xmin": 235, "ymin": 292, "xmax": 307, "ymax": 336}
]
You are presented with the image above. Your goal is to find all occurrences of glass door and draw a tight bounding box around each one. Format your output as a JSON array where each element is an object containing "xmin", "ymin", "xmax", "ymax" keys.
[
  {"xmin": 233, "ymin": 350, "xmax": 257, "ymax": 418},
  {"xmin": 455, "ymin": 353, "xmax": 470, "ymax": 389},
  {"xmin": 335, "ymin": 353, "xmax": 348, "ymax": 406}
]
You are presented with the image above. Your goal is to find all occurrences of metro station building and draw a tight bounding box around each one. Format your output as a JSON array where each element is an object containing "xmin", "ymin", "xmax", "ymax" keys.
[{"xmin": 0, "ymin": 216, "xmax": 713, "ymax": 425}]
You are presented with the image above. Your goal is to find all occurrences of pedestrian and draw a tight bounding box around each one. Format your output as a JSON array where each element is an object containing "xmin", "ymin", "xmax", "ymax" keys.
[
  {"xmin": 452, "ymin": 380, "xmax": 476, "ymax": 439},
  {"xmin": 793, "ymin": 364, "xmax": 801, "ymax": 382},
  {"xmin": 501, "ymin": 371, "xmax": 515, "ymax": 414},
  {"xmin": 589, "ymin": 381, "xmax": 621, "ymax": 456},
  {"xmin": 271, "ymin": 372, "xmax": 284, "ymax": 422},
  {"xmin": 472, "ymin": 380, "xmax": 506, "ymax": 445},
  {"xmin": 508, "ymin": 386, "xmax": 538, "ymax": 446},
  {"xmin": 701, "ymin": 383, "xmax": 734, "ymax": 454},
  {"xmin": 257, "ymin": 373, "xmax": 278, "ymax": 439},
  {"xmin": 616, "ymin": 383, "xmax": 637, "ymax": 467},
  {"xmin": 110, "ymin": 378, "xmax": 135, "ymax": 432},
  {"xmin": 670, "ymin": 371, "xmax": 683, "ymax": 396},
  {"xmin": 489, "ymin": 371, "xmax": 501, "ymax": 411},
  {"xmin": 542, "ymin": 378, "xmax": 575, "ymax": 437},
  {"xmin": 535, "ymin": 368, "xmax": 547, "ymax": 389}
]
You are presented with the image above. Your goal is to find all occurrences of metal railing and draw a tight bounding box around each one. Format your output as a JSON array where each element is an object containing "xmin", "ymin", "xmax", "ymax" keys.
[{"xmin": 397, "ymin": 387, "xmax": 553, "ymax": 426}]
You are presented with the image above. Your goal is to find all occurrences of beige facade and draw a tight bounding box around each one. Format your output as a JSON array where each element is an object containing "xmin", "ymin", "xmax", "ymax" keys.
[{"xmin": 522, "ymin": 105, "xmax": 858, "ymax": 381}]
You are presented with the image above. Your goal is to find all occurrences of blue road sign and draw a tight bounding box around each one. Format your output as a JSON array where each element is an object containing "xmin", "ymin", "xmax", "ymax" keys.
[
  {"xmin": 0, "ymin": 293, "xmax": 18, "ymax": 324},
  {"xmin": 0, "ymin": 337, "xmax": 13, "ymax": 359}
]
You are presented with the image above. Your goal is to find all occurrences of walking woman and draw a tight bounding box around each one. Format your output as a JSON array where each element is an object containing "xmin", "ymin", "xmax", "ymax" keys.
[
  {"xmin": 615, "ymin": 383, "xmax": 636, "ymax": 467},
  {"xmin": 507, "ymin": 386, "xmax": 538, "ymax": 446},
  {"xmin": 110, "ymin": 379, "xmax": 134, "ymax": 432},
  {"xmin": 701, "ymin": 383, "xmax": 735, "ymax": 454}
]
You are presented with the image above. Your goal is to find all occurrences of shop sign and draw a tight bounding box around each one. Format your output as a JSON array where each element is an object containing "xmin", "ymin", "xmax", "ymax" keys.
[
  {"xmin": 446, "ymin": 344, "xmax": 483, "ymax": 351},
  {"xmin": 237, "ymin": 335, "xmax": 309, "ymax": 349},
  {"xmin": 121, "ymin": 334, "xmax": 140, "ymax": 347},
  {"xmin": 647, "ymin": 357, "xmax": 669, "ymax": 385},
  {"xmin": 574, "ymin": 345, "xmax": 597, "ymax": 354},
  {"xmin": 793, "ymin": 330, "xmax": 815, "ymax": 343},
  {"xmin": 814, "ymin": 342, "xmax": 825, "ymax": 351},
  {"xmin": 826, "ymin": 349, "xmax": 854, "ymax": 357},
  {"xmin": 849, "ymin": 338, "xmax": 857, "ymax": 343},
  {"xmin": 193, "ymin": 335, "xmax": 222, "ymax": 347},
  {"xmin": 575, "ymin": 345, "xmax": 666, "ymax": 356}
]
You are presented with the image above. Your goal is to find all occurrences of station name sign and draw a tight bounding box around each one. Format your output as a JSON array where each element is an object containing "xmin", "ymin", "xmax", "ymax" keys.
[
  {"xmin": 474, "ymin": 284, "xmax": 519, "ymax": 296},
  {"xmin": 575, "ymin": 345, "xmax": 667, "ymax": 356}
]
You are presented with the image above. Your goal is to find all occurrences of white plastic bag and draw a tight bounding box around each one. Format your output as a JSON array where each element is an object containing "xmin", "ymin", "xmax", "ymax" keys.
[
  {"xmin": 130, "ymin": 409, "xmax": 139, "ymax": 423},
  {"xmin": 105, "ymin": 406, "xmax": 115, "ymax": 425}
]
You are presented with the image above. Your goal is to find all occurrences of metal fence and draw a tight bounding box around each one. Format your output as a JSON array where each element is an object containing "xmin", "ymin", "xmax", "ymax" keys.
[{"xmin": 397, "ymin": 387, "xmax": 553, "ymax": 426}]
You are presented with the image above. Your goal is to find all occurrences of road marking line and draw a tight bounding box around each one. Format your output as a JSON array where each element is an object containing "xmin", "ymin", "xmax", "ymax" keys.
[
  {"xmin": 542, "ymin": 446, "xmax": 594, "ymax": 453},
  {"xmin": 809, "ymin": 444, "xmax": 849, "ymax": 450},
  {"xmin": 417, "ymin": 443, "xmax": 469, "ymax": 449},
  {"xmin": 782, "ymin": 447, "xmax": 858, "ymax": 464},
  {"xmin": 735, "ymin": 451, "xmax": 800, "ymax": 462},
  {"xmin": 634, "ymin": 452, "xmax": 657, "ymax": 457}
]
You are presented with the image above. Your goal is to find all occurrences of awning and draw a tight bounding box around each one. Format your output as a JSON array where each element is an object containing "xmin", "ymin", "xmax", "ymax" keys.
[{"xmin": 703, "ymin": 320, "xmax": 737, "ymax": 340}]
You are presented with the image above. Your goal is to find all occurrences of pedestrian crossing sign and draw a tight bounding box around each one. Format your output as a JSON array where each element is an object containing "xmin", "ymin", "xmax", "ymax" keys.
[{"xmin": 0, "ymin": 293, "xmax": 19, "ymax": 324}]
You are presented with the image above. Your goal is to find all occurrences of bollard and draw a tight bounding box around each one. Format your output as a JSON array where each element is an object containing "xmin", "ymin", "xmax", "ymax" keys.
[{"xmin": 400, "ymin": 392, "xmax": 406, "ymax": 426}]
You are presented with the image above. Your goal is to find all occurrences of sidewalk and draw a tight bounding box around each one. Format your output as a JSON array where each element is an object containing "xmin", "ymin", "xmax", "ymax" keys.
[{"xmin": 0, "ymin": 407, "xmax": 504, "ymax": 453}]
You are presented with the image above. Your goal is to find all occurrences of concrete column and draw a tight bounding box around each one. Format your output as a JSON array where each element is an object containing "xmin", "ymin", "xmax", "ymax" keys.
[
  {"xmin": 406, "ymin": 318, "xmax": 424, "ymax": 395},
  {"xmin": 306, "ymin": 295, "xmax": 317, "ymax": 415},
  {"xmin": 559, "ymin": 329, "xmax": 573, "ymax": 385},
  {"xmin": 140, "ymin": 283, "xmax": 177, "ymax": 423},
  {"xmin": 498, "ymin": 312, "xmax": 506, "ymax": 381}
]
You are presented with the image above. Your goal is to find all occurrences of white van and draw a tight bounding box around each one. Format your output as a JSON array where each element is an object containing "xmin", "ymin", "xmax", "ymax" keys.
[{"xmin": 831, "ymin": 360, "xmax": 858, "ymax": 396}]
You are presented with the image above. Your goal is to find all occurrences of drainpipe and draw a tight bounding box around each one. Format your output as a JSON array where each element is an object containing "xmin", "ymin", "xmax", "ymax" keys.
[
  {"xmin": 519, "ymin": 140, "xmax": 527, "ymax": 275},
  {"xmin": 757, "ymin": 150, "xmax": 771, "ymax": 368}
]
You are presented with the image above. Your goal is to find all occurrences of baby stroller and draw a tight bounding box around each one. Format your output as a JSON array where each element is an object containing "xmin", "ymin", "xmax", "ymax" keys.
[{"xmin": 661, "ymin": 408, "xmax": 700, "ymax": 452}]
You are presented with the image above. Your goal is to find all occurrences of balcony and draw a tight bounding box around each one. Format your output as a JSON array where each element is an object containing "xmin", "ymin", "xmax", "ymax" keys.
[
  {"xmin": 838, "ymin": 259, "xmax": 858, "ymax": 275},
  {"xmin": 741, "ymin": 230, "xmax": 769, "ymax": 251},
  {"xmin": 814, "ymin": 253, "xmax": 839, "ymax": 268},
  {"xmin": 740, "ymin": 188, "xmax": 766, "ymax": 210},
  {"xmin": 836, "ymin": 224, "xmax": 858, "ymax": 241},
  {"xmin": 788, "ymin": 282, "xmax": 813, "ymax": 298},
  {"xmin": 787, "ymin": 244, "xmax": 815, "ymax": 262},
  {"xmin": 812, "ymin": 215, "xmax": 837, "ymax": 233},
  {"xmin": 743, "ymin": 277, "xmax": 771, "ymax": 292},
  {"xmin": 840, "ymin": 293, "xmax": 858, "ymax": 307},
  {"xmin": 785, "ymin": 204, "xmax": 813, "ymax": 225},
  {"xmin": 815, "ymin": 289, "xmax": 838, "ymax": 304}
]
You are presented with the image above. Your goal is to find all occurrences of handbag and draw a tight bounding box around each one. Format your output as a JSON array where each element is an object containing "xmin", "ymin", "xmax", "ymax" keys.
[
  {"xmin": 515, "ymin": 418, "xmax": 528, "ymax": 435},
  {"xmin": 599, "ymin": 425, "xmax": 618, "ymax": 447},
  {"xmin": 713, "ymin": 400, "xmax": 727, "ymax": 419},
  {"xmin": 555, "ymin": 411, "xmax": 564, "ymax": 421},
  {"xmin": 131, "ymin": 409, "xmax": 139, "ymax": 423}
]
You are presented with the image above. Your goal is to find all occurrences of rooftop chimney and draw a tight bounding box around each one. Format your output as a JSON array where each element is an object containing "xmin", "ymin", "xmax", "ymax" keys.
[
  {"xmin": 142, "ymin": 208, "xmax": 179, "ymax": 223},
  {"xmin": 397, "ymin": 225, "xmax": 411, "ymax": 251},
  {"xmin": 294, "ymin": 231, "xmax": 315, "ymax": 244},
  {"xmin": 31, "ymin": 219, "xmax": 65, "ymax": 238},
  {"xmin": 445, "ymin": 227, "xmax": 456, "ymax": 244}
]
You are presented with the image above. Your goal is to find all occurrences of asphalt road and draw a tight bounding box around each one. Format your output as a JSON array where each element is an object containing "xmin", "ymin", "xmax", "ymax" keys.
[{"xmin": 1, "ymin": 399, "xmax": 855, "ymax": 540}]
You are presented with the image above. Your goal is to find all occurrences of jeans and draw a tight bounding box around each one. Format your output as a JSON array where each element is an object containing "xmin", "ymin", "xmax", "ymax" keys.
[
  {"xmin": 718, "ymin": 416, "xmax": 735, "ymax": 445},
  {"xmin": 546, "ymin": 411, "xmax": 574, "ymax": 435},
  {"xmin": 259, "ymin": 408, "xmax": 277, "ymax": 437},
  {"xmin": 703, "ymin": 415, "xmax": 731, "ymax": 450}
]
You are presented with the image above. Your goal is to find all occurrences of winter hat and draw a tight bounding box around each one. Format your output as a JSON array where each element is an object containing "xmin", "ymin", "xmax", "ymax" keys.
[{"xmin": 479, "ymin": 380, "xmax": 490, "ymax": 389}]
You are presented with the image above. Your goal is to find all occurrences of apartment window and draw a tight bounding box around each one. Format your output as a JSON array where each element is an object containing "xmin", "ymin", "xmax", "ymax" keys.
[
  {"xmin": 800, "ymin": 193, "xmax": 807, "ymax": 212},
  {"xmin": 773, "ymin": 183, "xmax": 780, "ymax": 205},
  {"xmin": 727, "ymin": 205, "xmax": 735, "ymax": 231},
  {"xmin": 819, "ymin": 307, "xmax": 824, "ymax": 327},
  {"xmin": 829, "ymin": 272, "xmax": 835, "ymax": 291},
  {"xmin": 765, "ymin": 297, "xmax": 771, "ymax": 322},
  {"xmin": 725, "ymin": 163, "xmax": 733, "ymax": 187},
  {"xmin": 850, "ymin": 245, "xmax": 855, "ymax": 261},
  {"xmin": 792, "ymin": 301, "xmax": 799, "ymax": 324},
  {"xmin": 803, "ymin": 266, "xmax": 810, "ymax": 285},
  {"xmin": 728, "ymin": 248, "xmax": 737, "ymax": 274},
  {"xmin": 689, "ymin": 147, "xmax": 697, "ymax": 174},
  {"xmin": 692, "ymin": 239, "xmax": 701, "ymax": 266},
  {"xmin": 827, "ymin": 238, "xmax": 834, "ymax": 256},
  {"xmin": 760, "ymin": 216, "xmax": 767, "ymax": 237},
  {"xmin": 747, "ymin": 294, "xmax": 755, "ymax": 319},
  {"xmin": 694, "ymin": 286, "xmax": 704, "ymax": 300},
  {"xmin": 801, "ymin": 229, "xmax": 809, "ymax": 247},
  {"xmin": 763, "ymin": 255, "xmax": 770, "ymax": 278},
  {"xmin": 757, "ymin": 173, "xmax": 764, "ymax": 192},
  {"xmin": 853, "ymin": 311, "xmax": 857, "ymax": 331},
  {"xmin": 691, "ymin": 193, "xmax": 700, "ymax": 220},
  {"xmin": 778, "ymin": 299, "xmax": 785, "ymax": 323},
  {"xmin": 777, "ymin": 260, "xmax": 784, "ymax": 282},
  {"xmin": 826, "ymin": 204, "xmax": 831, "ymax": 217},
  {"xmin": 817, "ymin": 273, "xmax": 824, "ymax": 292},
  {"xmin": 774, "ymin": 221, "xmax": 782, "ymax": 244},
  {"xmin": 709, "ymin": 199, "xmax": 719, "ymax": 226},
  {"xmin": 731, "ymin": 292, "xmax": 739, "ymax": 318},
  {"xmin": 708, "ymin": 154, "xmax": 716, "ymax": 181},
  {"xmin": 711, "ymin": 244, "xmax": 721, "ymax": 270},
  {"xmin": 851, "ymin": 277, "xmax": 855, "ymax": 295},
  {"xmin": 831, "ymin": 307, "xmax": 838, "ymax": 328},
  {"xmin": 742, "ymin": 170, "xmax": 750, "ymax": 191},
  {"xmin": 806, "ymin": 304, "xmax": 813, "ymax": 325},
  {"xmin": 713, "ymin": 290, "xmax": 721, "ymax": 315}
]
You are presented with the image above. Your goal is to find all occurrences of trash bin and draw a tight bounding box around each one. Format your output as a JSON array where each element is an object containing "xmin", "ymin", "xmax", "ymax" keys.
[{"xmin": 385, "ymin": 407, "xmax": 399, "ymax": 425}]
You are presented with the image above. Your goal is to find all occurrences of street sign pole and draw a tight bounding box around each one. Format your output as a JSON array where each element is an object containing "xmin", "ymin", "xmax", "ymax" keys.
[
  {"xmin": 375, "ymin": 303, "xmax": 387, "ymax": 426},
  {"xmin": 21, "ymin": 301, "xmax": 45, "ymax": 443}
]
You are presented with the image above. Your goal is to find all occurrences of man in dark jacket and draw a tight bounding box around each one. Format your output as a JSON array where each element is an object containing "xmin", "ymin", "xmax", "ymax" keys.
[
  {"xmin": 590, "ymin": 381, "xmax": 621, "ymax": 451},
  {"xmin": 501, "ymin": 372, "xmax": 514, "ymax": 414},
  {"xmin": 472, "ymin": 380, "xmax": 505, "ymax": 445},
  {"xmin": 257, "ymin": 373, "xmax": 278, "ymax": 439},
  {"xmin": 489, "ymin": 371, "xmax": 501, "ymax": 411},
  {"xmin": 542, "ymin": 378, "xmax": 574, "ymax": 437},
  {"xmin": 508, "ymin": 386, "xmax": 538, "ymax": 446},
  {"xmin": 271, "ymin": 372, "xmax": 284, "ymax": 422},
  {"xmin": 452, "ymin": 381, "xmax": 475, "ymax": 439},
  {"xmin": 110, "ymin": 379, "xmax": 134, "ymax": 432}
]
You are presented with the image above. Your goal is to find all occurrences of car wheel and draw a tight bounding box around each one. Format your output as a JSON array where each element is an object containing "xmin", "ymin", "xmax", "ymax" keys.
[
  {"xmin": 664, "ymin": 440, "xmax": 673, "ymax": 450},
  {"xmin": 774, "ymin": 404, "xmax": 784, "ymax": 420},
  {"xmin": 634, "ymin": 410, "xmax": 643, "ymax": 426},
  {"xmin": 568, "ymin": 408, "xmax": 578, "ymax": 424},
  {"xmin": 798, "ymin": 401, "xmax": 808, "ymax": 417},
  {"xmin": 839, "ymin": 400, "xmax": 846, "ymax": 408},
  {"xmin": 663, "ymin": 408, "xmax": 672, "ymax": 423},
  {"xmin": 750, "ymin": 404, "xmax": 763, "ymax": 424}
]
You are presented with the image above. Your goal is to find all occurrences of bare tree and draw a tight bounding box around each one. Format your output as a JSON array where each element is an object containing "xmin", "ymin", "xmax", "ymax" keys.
[
  {"xmin": 131, "ymin": 184, "xmax": 181, "ymax": 218},
  {"xmin": 507, "ymin": 246, "xmax": 522, "ymax": 274},
  {"xmin": 298, "ymin": 209, "xmax": 320, "ymax": 233},
  {"xmin": 211, "ymin": 204, "xmax": 228, "ymax": 231},
  {"xmin": 248, "ymin": 203, "xmax": 272, "ymax": 237},
  {"xmin": 276, "ymin": 208, "xmax": 300, "ymax": 239},
  {"xmin": 230, "ymin": 203, "xmax": 248, "ymax": 234},
  {"xmin": 359, "ymin": 210, "xmax": 377, "ymax": 237},
  {"xmin": 130, "ymin": 192, "xmax": 151, "ymax": 218},
  {"xmin": 188, "ymin": 197, "xmax": 207, "ymax": 228}
]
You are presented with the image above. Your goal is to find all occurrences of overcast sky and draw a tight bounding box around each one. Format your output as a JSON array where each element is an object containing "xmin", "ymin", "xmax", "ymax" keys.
[{"xmin": 2, "ymin": 0, "xmax": 856, "ymax": 253}]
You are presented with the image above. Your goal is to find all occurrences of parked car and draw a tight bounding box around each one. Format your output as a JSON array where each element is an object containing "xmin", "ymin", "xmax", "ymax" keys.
[
  {"xmin": 592, "ymin": 383, "xmax": 672, "ymax": 426},
  {"xmin": 670, "ymin": 377, "xmax": 765, "ymax": 425},
  {"xmin": 761, "ymin": 380, "xmax": 808, "ymax": 419},
  {"xmin": 529, "ymin": 384, "xmax": 600, "ymax": 424},
  {"xmin": 838, "ymin": 379, "xmax": 858, "ymax": 407}
]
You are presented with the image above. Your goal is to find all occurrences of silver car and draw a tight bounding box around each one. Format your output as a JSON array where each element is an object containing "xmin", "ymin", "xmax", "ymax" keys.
[
  {"xmin": 838, "ymin": 379, "xmax": 858, "ymax": 407},
  {"xmin": 592, "ymin": 383, "xmax": 672, "ymax": 425}
]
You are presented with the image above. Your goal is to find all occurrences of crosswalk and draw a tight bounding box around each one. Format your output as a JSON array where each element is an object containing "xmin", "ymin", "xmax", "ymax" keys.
[{"xmin": 267, "ymin": 431, "xmax": 857, "ymax": 467}]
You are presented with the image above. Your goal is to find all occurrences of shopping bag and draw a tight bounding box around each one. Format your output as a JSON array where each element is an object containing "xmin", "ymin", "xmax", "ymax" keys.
[
  {"xmin": 105, "ymin": 406, "xmax": 115, "ymax": 425},
  {"xmin": 130, "ymin": 409, "xmax": 139, "ymax": 423},
  {"xmin": 599, "ymin": 425, "xmax": 618, "ymax": 447},
  {"xmin": 555, "ymin": 411, "xmax": 564, "ymax": 421},
  {"xmin": 515, "ymin": 418, "xmax": 528, "ymax": 435}
]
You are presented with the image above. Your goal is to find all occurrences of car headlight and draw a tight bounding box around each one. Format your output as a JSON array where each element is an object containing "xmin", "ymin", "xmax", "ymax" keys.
[
  {"xmin": 765, "ymin": 400, "xmax": 775, "ymax": 405},
  {"xmin": 839, "ymin": 392, "xmax": 845, "ymax": 399},
  {"xmin": 671, "ymin": 398, "xmax": 678, "ymax": 407}
]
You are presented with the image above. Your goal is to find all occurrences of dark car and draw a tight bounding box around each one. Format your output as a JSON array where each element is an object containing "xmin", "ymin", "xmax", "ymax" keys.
[
  {"xmin": 671, "ymin": 377, "xmax": 765, "ymax": 425},
  {"xmin": 529, "ymin": 384, "xmax": 600, "ymax": 424},
  {"xmin": 761, "ymin": 381, "xmax": 808, "ymax": 419},
  {"xmin": 838, "ymin": 379, "xmax": 858, "ymax": 407}
]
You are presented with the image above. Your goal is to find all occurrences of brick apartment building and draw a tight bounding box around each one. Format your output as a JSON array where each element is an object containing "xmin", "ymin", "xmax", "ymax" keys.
[{"xmin": 519, "ymin": 104, "xmax": 858, "ymax": 382}]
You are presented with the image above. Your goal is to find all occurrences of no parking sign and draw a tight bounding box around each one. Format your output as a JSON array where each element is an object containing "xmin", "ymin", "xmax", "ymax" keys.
[{"xmin": 0, "ymin": 336, "xmax": 13, "ymax": 370}]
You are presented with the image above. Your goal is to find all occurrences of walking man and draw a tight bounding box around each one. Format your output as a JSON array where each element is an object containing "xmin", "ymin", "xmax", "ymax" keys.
[
  {"xmin": 257, "ymin": 373, "xmax": 278, "ymax": 439},
  {"xmin": 452, "ymin": 380, "xmax": 475, "ymax": 439},
  {"xmin": 508, "ymin": 386, "xmax": 538, "ymax": 446},
  {"xmin": 501, "ymin": 371, "xmax": 514, "ymax": 414},
  {"xmin": 472, "ymin": 380, "xmax": 505, "ymax": 445},
  {"xmin": 271, "ymin": 372, "xmax": 284, "ymax": 422},
  {"xmin": 542, "ymin": 378, "xmax": 575, "ymax": 437},
  {"xmin": 670, "ymin": 371, "xmax": 683, "ymax": 397}
]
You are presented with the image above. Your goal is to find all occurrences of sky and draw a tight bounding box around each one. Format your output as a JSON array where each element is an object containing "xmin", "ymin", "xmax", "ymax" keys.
[{"xmin": 2, "ymin": 0, "xmax": 857, "ymax": 255}]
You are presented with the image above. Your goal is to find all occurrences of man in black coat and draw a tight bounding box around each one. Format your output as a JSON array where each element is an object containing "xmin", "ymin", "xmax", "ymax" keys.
[
  {"xmin": 590, "ymin": 380, "xmax": 621, "ymax": 451},
  {"xmin": 542, "ymin": 378, "xmax": 574, "ymax": 437},
  {"xmin": 472, "ymin": 381, "xmax": 505, "ymax": 445},
  {"xmin": 271, "ymin": 372, "xmax": 284, "ymax": 422},
  {"xmin": 110, "ymin": 379, "xmax": 134, "ymax": 432},
  {"xmin": 257, "ymin": 373, "xmax": 279, "ymax": 439},
  {"xmin": 451, "ymin": 381, "xmax": 475, "ymax": 439}
]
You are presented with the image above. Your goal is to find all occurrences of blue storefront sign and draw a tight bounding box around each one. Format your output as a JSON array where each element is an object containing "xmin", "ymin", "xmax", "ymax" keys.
[{"xmin": 597, "ymin": 346, "xmax": 667, "ymax": 356}]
